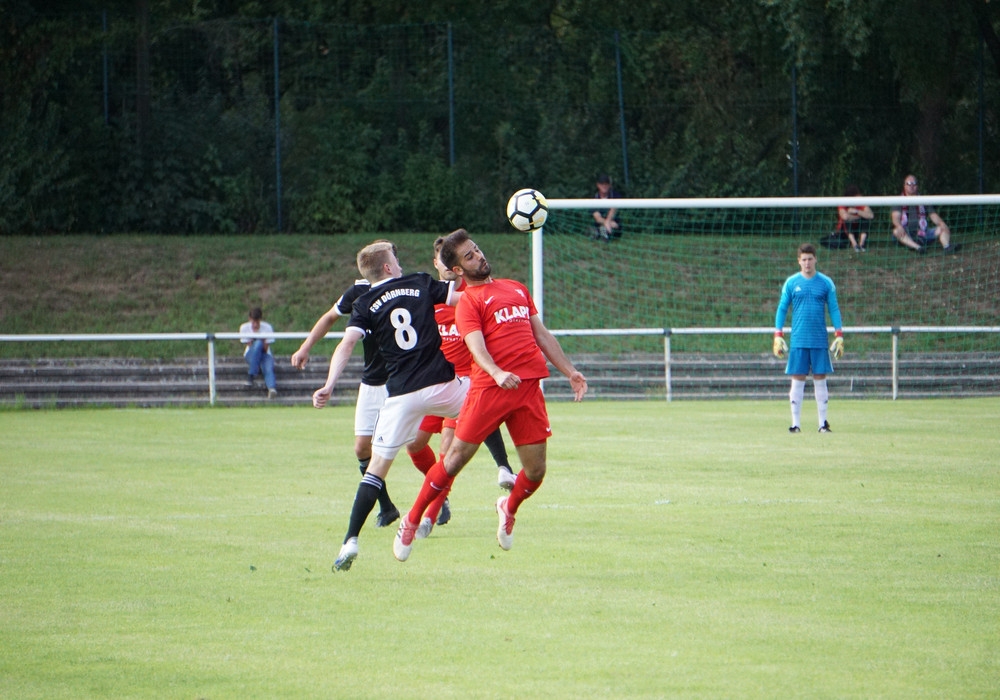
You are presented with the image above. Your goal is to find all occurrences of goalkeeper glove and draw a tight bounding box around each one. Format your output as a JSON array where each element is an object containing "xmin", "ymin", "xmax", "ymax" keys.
[
  {"xmin": 773, "ymin": 332, "xmax": 788, "ymax": 359},
  {"xmin": 829, "ymin": 332, "xmax": 844, "ymax": 360}
]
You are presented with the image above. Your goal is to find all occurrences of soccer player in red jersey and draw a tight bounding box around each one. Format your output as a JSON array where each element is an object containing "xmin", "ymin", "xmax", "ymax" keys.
[
  {"xmin": 394, "ymin": 229, "xmax": 588, "ymax": 561},
  {"xmin": 404, "ymin": 237, "xmax": 517, "ymax": 535}
]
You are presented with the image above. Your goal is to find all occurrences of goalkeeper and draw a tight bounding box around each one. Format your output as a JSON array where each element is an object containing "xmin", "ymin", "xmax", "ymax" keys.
[{"xmin": 772, "ymin": 243, "xmax": 844, "ymax": 433}]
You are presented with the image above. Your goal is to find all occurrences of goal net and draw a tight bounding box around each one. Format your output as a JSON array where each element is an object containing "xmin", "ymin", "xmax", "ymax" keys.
[{"xmin": 533, "ymin": 195, "xmax": 1000, "ymax": 360}]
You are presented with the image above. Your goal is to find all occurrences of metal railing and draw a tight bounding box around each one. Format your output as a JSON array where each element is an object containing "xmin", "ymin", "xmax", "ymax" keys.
[
  {"xmin": 3, "ymin": 326, "xmax": 998, "ymax": 404},
  {"xmin": 549, "ymin": 326, "xmax": 1000, "ymax": 401}
]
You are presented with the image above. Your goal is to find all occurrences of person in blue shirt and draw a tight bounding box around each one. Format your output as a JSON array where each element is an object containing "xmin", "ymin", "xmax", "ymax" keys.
[{"xmin": 773, "ymin": 243, "xmax": 844, "ymax": 433}]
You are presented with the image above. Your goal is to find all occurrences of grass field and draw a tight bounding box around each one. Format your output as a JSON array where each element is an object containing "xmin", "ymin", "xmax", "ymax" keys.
[
  {"xmin": 2, "ymin": 399, "xmax": 998, "ymax": 698},
  {"xmin": 0, "ymin": 233, "xmax": 530, "ymax": 360},
  {"xmin": 5, "ymin": 231, "xmax": 998, "ymax": 360}
]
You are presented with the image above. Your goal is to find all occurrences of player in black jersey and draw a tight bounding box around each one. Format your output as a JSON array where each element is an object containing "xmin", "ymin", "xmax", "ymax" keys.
[{"xmin": 312, "ymin": 241, "xmax": 469, "ymax": 572}]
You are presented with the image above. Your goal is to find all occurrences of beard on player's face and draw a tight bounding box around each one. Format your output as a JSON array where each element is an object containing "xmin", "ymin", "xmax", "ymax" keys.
[{"xmin": 463, "ymin": 258, "xmax": 491, "ymax": 281}]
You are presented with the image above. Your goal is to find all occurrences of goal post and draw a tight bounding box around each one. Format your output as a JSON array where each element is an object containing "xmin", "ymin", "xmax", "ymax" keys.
[{"xmin": 531, "ymin": 194, "xmax": 1000, "ymax": 358}]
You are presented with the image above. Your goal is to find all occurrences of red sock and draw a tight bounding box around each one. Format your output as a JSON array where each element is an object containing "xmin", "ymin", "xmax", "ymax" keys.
[
  {"xmin": 408, "ymin": 444, "xmax": 436, "ymax": 474},
  {"xmin": 507, "ymin": 472, "xmax": 543, "ymax": 516},
  {"xmin": 424, "ymin": 486, "xmax": 450, "ymax": 523},
  {"xmin": 407, "ymin": 460, "xmax": 454, "ymax": 525}
]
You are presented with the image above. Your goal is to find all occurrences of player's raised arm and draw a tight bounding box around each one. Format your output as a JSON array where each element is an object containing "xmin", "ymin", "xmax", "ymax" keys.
[
  {"xmin": 444, "ymin": 279, "xmax": 463, "ymax": 307},
  {"xmin": 529, "ymin": 315, "xmax": 588, "ymax": 401}
]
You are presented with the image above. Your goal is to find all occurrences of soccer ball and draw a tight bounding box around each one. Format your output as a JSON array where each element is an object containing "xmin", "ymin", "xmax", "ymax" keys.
[{"xmin": 506, "ymin": 189, "xmax": 549, "ymax": 231}]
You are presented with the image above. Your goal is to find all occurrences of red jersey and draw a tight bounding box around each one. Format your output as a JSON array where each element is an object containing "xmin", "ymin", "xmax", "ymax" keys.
[
  {"xmin": 835, "ymin": 206, "xmax": 857, "ymax": 233},
  {"xmin": 455, "ymin": 278, "xmax": 550, "ymax": 390},
  {"xmin": 835, "ymin": 206, "xmax": 848, "ymax": 232},
  {"xmin": 436, "ymin": 278, "xmax": 471, "ymax": 375}
]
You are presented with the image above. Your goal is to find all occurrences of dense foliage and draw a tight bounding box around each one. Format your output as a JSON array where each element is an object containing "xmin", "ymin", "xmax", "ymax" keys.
[{"xmin": 2, "ymin": 0, "xmax": 998, "ymax": 234}]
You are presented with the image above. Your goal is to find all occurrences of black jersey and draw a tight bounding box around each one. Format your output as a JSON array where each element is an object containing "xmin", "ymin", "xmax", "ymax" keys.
[
  {"xmin": 336, "ymin": 280, "xmax": 388, "ymax": 386},
  {"xmin": 347, "ymin": 273, "xmax": 456, "ymax": 396}
]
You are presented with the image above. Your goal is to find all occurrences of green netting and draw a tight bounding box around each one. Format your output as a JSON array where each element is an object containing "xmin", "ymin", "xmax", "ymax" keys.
[{"xmin": 536, "ymin": 200, "xmax": 1000, "ymax": 356}]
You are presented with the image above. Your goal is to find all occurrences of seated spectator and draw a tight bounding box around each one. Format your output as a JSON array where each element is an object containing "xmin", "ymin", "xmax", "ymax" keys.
[
  {"xmin": 239, "ymin": 307, "xmax": 277, "ymax": 398},
  {"xmin": 890, "ymin": 175, "xmax": 960, "ymax": 254},
  {"xmin": 591, "ymin": 173, "xmax": 623, "ymax": 241},
  {"xmin": 837, "ymin": 184, "xmax": 874, "ymax": 252}
]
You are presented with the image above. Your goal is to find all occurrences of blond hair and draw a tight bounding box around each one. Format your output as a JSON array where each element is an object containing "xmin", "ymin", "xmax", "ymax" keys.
[{"xmin": 356, "ymin": 240, "xmax": 398, "ymax": 282}]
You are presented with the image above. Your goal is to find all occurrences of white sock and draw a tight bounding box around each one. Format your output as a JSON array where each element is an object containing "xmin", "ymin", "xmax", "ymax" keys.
[
  {"xmin": 789, "ymin": 379, "xmax": 805, "ymax": 427},
  {"xmin": 814, "ymin": 378, "xmax": 829, "ymax": 427}
]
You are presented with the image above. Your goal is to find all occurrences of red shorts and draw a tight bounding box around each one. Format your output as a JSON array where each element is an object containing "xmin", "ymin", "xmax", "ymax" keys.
[
  {"xmin": 418, "ymin": 414, "xmax": 457, "ymax": 433},
  {"xmin": 455, "ymin": 378, "xmax": 551, "ymax": 446}
]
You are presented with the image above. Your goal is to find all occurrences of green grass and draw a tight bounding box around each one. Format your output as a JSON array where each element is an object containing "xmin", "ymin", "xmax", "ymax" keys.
[
  {"xmin": 0, "ymin": 233, "xmax": 530, "ymax": 360},
  {"xmin": 2, "ymin": 400, "xmax": 998, "ymax": 698},
  {"xmin": 7, "ymin": 230, "xmax": 1000, "ymax": 359},
  {"xmin": 5, "ymin": 229, "xmax": 1000, "ymax": 360}
]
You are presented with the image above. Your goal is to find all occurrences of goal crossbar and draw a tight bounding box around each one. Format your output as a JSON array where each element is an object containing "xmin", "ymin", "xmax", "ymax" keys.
[{"xmin": 545, "ymin": 194, "xmax": 1000, "ymax": 210}]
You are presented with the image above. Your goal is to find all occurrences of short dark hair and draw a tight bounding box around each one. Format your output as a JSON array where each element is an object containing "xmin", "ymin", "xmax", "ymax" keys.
[
  {"xmin": 439, "ymin": 228, "xmax": 470, "ymax": 270},
  {"xmin": 249, "ymin": 307, "xmax": 263, "ymax": 320},
  {"xmin": 798, "ymin": 243, "xmax": 816, "ymax": 257},
  {"xmin": 843, "ymin": 183, "xmax": 861, "ymax": 197},
  {"xmin": 596, "ymin": 173, "xmax": 611, "ymax": 184}
]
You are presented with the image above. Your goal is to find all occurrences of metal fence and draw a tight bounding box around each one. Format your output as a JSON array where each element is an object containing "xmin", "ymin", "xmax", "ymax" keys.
[{"xmin": 3, "ymin": 327, "xmax": 998, "ymax": 405}]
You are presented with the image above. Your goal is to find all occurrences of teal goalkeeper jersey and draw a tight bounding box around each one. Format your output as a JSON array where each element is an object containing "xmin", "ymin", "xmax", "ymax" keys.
[{"xmin": 775, "ymin": 272, "xmax": 842, "ymax": 349}]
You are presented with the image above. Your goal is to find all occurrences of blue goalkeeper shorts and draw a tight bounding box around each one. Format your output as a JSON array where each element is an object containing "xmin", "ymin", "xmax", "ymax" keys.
[{"xmin": 785, "ymin": 348, "xmax": 834, "ymax": 376}]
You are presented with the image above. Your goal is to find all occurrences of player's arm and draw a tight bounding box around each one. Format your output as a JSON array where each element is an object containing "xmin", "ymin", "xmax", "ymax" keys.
[
  {"xmin": 292, "ymin": 305, "xmax": 344, "ymax": 369},
  {"xmin": 773, "ymin": 285, "xmax": 790, "ymax": 358},
  {"xmin": 444, "ymin": 280, "xmax": 463, "ymax": 307},
  {"xmin": 464, "ymin": 329, "xmax": 521, "ymax": 390},
  {"xmin": 529, "ymin": 315, "xmax": 588, "ymax": 401},
  {"xmin": 826, "ymin": 283, "xmax": 845, "ymax": 359},
  {"xmin": 312, "ymin": 327, "xmax": 362, "ymax": 408}
]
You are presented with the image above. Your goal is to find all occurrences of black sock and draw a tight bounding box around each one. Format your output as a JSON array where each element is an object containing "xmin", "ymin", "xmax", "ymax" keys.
[
  {"xmin": 358, "ymin": 459, "xmax": 394, "ymax": 511},
  {"xmin": 344, "ymin": 474, "xmax": 382, "ymax": 541},
  {"xmin": 484, "ymin": 428, "xmax": 511, "ymax": 471}
]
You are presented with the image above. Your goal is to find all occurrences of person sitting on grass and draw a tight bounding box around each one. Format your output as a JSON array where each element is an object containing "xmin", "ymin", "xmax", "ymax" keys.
[
  {"xmin": 591, "ymin": 173, "xmax": 623, "ymax": 241},
  {"xmin": 890, "ymin": 175, "xmax": 960, "ymax": 254},
  {"xmin": 836, "ymin": 184, "xmax": 874, "ymax": 252}
]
